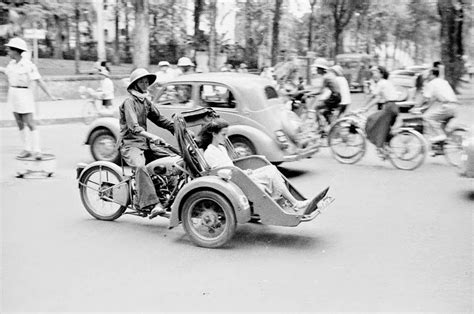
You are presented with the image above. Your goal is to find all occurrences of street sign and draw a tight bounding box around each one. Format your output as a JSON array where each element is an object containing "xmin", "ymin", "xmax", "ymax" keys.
[{"xmin": 23, "ymin": 29, "xmax": 46, "ymax": 40}]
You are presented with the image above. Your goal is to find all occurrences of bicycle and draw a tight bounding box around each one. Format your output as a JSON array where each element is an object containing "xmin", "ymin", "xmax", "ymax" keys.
[
  {"xmin": 328, "ymin": 109, "xmax": 427, "ymax": 170},
  {"xmin": 400, "ymin": 107, "xmax": 467, "ymax": 168}
]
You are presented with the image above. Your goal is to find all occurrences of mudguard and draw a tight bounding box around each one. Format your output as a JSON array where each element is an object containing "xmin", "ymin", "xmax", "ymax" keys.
[
  {"xmin": 77, "ymin": 160, "xmax": 130, "ymax": 207},
  {"xmin": 84, "ymin": 117, "xmax": 120, "ymax": 145},
  {"xmin": 169, "ymin": 175, "xmax": 251, "ymax": 228}
]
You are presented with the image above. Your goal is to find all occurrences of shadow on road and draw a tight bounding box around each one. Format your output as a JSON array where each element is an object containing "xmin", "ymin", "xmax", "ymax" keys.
[{"xmin": 462, "ymin": 190, "xmax": 474, "ymax": 201}]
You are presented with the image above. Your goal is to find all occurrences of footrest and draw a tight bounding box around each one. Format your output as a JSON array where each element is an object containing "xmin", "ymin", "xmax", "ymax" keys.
[
  {"xmin": 300, "ymin": 196, "xmax": 335, "ymax": 222},
  {"xmin": 304, "ymin": 186, "xmax": 330, "ymax": 215}
]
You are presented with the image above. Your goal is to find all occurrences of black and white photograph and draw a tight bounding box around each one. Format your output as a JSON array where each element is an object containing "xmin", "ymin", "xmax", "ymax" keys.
[{"xmin": 0, "ymin": 0, "xmax": 472, "ymax": 312}]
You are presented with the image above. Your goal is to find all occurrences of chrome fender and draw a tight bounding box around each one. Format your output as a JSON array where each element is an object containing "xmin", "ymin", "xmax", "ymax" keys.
[
  {"xmin": 169, "ymin": 176, "xmax": 251, "ymax": 228},
  {"xmin": 84, "ymin": 117, "xmax": 120, "ymax": 145}
]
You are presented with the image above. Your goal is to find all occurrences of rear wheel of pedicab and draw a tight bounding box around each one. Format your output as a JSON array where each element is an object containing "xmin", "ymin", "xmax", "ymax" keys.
[
  {"xmin": 182, "ymin": 190, "xmax": 236, "ymax": 248},
  {"xmin": 443, "ymin": 128, "xmax": 467, "ymax": 168},
  {"xmin": 79, "ymin": 164, "xmax": 128, "ymax": 221},
  {"xmin": 388, "ymin": 129, "xmax": 427, "ymax": 170},
  {"xmin": 328, "ymin": 119, "xmax": 366, "ymax": 164}
]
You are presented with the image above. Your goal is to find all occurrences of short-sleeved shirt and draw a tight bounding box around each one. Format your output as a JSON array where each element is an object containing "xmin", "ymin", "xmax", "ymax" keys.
[
  {"xmin": 119, "ymin": 92, "xmax": 175, "ymax": 149},
  {"xmin": 423, "ymin": 77, "xmax": 457, "ymax": 103},
  {"xmin": 204, "ymin": 144, "xmax": 233, "ymax": 168},
  {"xmin": 5, "ymin": 57, "xmax": 41, "ymax": 87},
  {"xmin": 335, "ymin": 76, "xmax": 351, "ymax": 105},
  {"xmin": 99, "ymin": 77, "xmax": 114, "ymax": 100},
  {"xmin": 322, "ymin": 73, "xmax": 341, "ymax": 94},
  {"xmin": 372, "ymin": 79, "xmax": 399, "ymax": 103}
]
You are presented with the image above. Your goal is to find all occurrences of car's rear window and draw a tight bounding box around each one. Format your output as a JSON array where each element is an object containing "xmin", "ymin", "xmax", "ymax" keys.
[{"xmin": 264, "ymin": 86, "xmax": 278, "ymax": 99}]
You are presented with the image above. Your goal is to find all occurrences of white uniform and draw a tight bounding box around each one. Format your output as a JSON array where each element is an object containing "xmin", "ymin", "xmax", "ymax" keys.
[{"xmin": 5, "ymin": 57, "xmax": 41, "ymax": 114}]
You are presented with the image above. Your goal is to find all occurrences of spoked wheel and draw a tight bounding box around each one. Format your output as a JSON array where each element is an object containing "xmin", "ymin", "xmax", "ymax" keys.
[
  {"xmin": 82, "ymin": 101, "xmax": 99, "ymax": 125},
  {"xmin": 79, "ymin": 164, "xmax": 128, "ymax": 220},
  {"xmin": 388, "ymin": 129, "xmax": 427, "ymax": 170},
  {"xmin": 230, "ymin": 136, "xmax": 256, "ymax": 158},
  {"xmin": 182, "ymin": 190, "xmax": 236, "ymax": 248},
  {"xmin": 443, "ymin": 128, "xmax": 467, "ymax": 167},
  {"xmin": 328, "ymin": 119, "xmax": 367, "ymax": 164}
]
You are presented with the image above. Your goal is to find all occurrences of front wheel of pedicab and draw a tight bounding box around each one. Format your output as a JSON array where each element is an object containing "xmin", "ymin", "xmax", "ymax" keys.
[
  {"xmin": 182, "ymin": 190, "xmax": 236, "ymax": 248},
  {"xmin": 79, "ymin": 164, "xmax": 128, "ymax": 221}
]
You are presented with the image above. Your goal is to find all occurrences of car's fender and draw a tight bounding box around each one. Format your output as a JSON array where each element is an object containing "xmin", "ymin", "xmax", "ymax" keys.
[
  {"xmin": 85, "ymin": 117, "xmax": 120, "ymax": 145},
  {"xmin": 226, "ymin": 124, "xmax": 284, "ymax": 161},
  {"xmin": 169, "ymin": 176, "xmax": 251, "ymax": 228}
]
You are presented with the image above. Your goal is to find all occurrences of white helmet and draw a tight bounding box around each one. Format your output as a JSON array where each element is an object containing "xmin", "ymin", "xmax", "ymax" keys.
[
  {"xmin": 158, "ymin": 61, "xmax": 170, "ymax": 67},
  {"xmin": 177, "ymin": 57, "xmax": 194, "ymax": 67},
  {"xmin": 6, "ymin": 37, "xmax": 28, "ymax": 51},
  {"xmin": 313, "ymin": 57, "xmax": 329, "ymax": 70}
]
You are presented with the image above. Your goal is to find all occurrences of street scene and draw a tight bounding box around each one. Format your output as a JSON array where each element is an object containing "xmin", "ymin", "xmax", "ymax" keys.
[{"xmin": 1, "ymin": 0, "xmax": 473, "ymax": 312}]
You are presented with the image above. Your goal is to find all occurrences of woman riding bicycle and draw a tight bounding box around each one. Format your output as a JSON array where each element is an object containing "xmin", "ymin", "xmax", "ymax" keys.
[{"xmin": 360, "ymin": 66, "xmax": 400, "ymax": 157}]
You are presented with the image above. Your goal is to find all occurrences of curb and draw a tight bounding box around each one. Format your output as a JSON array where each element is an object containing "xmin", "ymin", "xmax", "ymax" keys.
[{"xmin": 0, "ymin": 117, "xmax": 85, "ymax": 128}]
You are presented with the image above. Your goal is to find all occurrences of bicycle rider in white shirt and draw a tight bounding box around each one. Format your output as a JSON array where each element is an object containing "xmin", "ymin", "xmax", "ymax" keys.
[{"xmin": 420, "ymin": 67, "xmax": 458, "ymax": 142}]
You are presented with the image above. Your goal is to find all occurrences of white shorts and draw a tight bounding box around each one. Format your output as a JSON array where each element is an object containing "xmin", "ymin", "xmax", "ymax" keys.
[{"xmin": 8, "ymin": 87, "xmax": 36, "ymax": 114}]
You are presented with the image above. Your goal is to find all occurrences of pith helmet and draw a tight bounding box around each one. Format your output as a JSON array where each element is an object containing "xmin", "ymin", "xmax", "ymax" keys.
[
  {"xmin": 313, "ymin": 57, "xmax": 329, "ymax": 70},
  {"xmin": 127, "ymin": 68, "xmax": 157, "ymax": 90},
  {"xmin": 177, "ymin": 57, "xmax": 194, "ymax": 67},
  {"xmin": 6, "ymin": 37, "xmax": 28, "ymax": 51}
]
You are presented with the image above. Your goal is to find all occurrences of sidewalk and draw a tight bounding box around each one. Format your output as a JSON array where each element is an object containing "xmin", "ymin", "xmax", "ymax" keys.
[{"xmin": 0, "ymin": 96, "xmax": 126, "ymax": 128}]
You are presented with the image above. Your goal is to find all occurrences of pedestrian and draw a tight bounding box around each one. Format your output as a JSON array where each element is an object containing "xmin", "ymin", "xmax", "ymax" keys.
[
  {"xmin": 331, "ymin": 65, "xmax": 351, "ymax": 116},
  {"xmin": 0, "ymin": 37, "xmax": 58, "ymax": 160},
  {"xmin": 360, "ymin": 65, "xmax": 400, "ymax": 157},
  {"xmin": 96, "ymin": 66, "xmax": 114, "ymax": 109},
  {"xmin": 176, "ymin": 57, "xmax": 195, "ymax": 75},
  {"xmin": 419, "ymin": 67, "xmax": 458, "ymax": 142},
  {"xmin": 119, "ymin": 68, "xmax": 175, "ymax": 219}
]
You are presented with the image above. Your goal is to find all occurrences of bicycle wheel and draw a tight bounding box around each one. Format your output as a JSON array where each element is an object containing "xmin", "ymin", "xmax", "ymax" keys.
[
  {"xmin": 82, "ymin": 101, "xmax": 99, "ymax": 124},
  {"xmin": 443, "ymin": 128, "xmax": 467, "ymax": 167},
  {"xmin": 388, "ymin": 129, "xmax": 427, "ymax": 170},
  {"xmin": 79, "ymin": 164, "xmax": 129, "ymax": 220},
  {"xmin": 328, "ymin": 119, "xmax": 366, "ymax": 164}
]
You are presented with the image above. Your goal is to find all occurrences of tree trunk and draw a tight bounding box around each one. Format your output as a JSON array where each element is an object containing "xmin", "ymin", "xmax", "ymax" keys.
[
  {"xmin": 194, "ymin": 0, "xmax": 204, "ymax": 51},
  {"xmin": 333, "ymin": 26, "xmax": 343, "ymax": 57},
  {"xmin": 307, "ymin": 0, "xmax": 316, "ymax": 52},
  {"xmin": 208, "ymin": 0, "xmax": 217, "ymax": 71},
  {"xmin": 53, "ymin": 15, "xmax": 64, "ymax": 59},
  {"xmin": 133, "ymin": 0, "xmax": 149, "ymax": 68},
  {"xmin": 438, "ymin": 0, "xmax": 464, "ymax": 91},
  {"xmin": 112, "ymin": 0, "xmax": 120, "ymax": 65},
  {"xmin": 74, "ymin": 3, "xmax": 80, "ymax": 74},
  {"xmin": 271, "ymin": 0, "xmax": 283, "ymax": 65},
  {"xmin": 244, "ymin": 0, "xmax": 252, "ymax": 62},
  {"xmin": 124, "ymin": 0, "xmax": 131, "ymax": 62}
]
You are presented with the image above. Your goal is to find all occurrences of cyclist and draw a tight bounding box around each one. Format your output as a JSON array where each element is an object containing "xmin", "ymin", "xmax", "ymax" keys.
[
  {"xmin": 419, "ymin": 67, "xmax": 458, "ymax": 143},
  {"xmin": 312, "ymin": 58, "xmax": 341, "ymax": 126},
  {"xmin": 331, "ymin": 65, "xmax": 351, "ymax": 117}
]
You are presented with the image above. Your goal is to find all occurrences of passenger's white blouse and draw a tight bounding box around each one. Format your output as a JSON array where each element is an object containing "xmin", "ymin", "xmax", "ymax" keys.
[
  {"xmin": 99, "ymin": 77, "xmax": 114, "ymax": 100},
  {"xmin": 423, "ymin": 77, "xmax": 457, "ymax": 103},
  {"xmin": 204, "ymin": 144, "xmax": 234, "ymax": 168}
]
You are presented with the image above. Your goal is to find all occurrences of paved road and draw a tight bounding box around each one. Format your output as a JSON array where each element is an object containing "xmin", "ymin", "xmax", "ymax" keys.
[{"xmin": 1, "ymin": 123, "xmax": 472, "ymax": 312}]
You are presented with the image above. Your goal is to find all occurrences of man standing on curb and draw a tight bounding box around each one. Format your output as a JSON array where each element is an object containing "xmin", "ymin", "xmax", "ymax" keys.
[{"xmin": 0, "ymin": 37, "xmax": 58, "ymax": 160}]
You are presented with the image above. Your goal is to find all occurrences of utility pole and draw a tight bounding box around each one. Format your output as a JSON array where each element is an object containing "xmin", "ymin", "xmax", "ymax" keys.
[{"xmin": 95, "ymin": 0, "xmax": 106, "ymax": 61}]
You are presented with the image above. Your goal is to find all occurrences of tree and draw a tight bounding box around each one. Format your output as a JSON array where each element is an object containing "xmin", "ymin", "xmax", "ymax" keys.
[
  {"xmin": 307, "ymin": 0, "xmax": 317, "ymax": 52},
  {"xmin": 438, "ymin": 0, "xmax": 465, "ymax": 91},
  {"xmin": 194, "ymin": 0, "xmax": 204, "ymax": 51},
  {"xmin": 208, "ymin": 0, "xmax": 217, "ymax": 71},
  {"xmin": 271, "ymin": 0, "xmax": 283, "ymax": 65},
  {"xmin": 133, "ymin": 0, "xmax": 150, "ymax": 68}
]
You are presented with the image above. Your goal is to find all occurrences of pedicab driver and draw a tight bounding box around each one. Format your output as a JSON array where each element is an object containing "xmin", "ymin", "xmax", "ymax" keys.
[{"xmin": 119, "ymin": 68, "xmax": 175, "ymax": 218}]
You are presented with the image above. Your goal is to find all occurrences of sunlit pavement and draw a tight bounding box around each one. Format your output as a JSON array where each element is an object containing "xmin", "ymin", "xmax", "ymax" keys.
[{"xmin": 0, "ymin": 121, "xmax": 472, "ymax": 312}]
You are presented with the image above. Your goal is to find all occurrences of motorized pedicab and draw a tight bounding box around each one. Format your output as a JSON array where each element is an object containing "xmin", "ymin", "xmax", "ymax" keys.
[{"xmin": 77, "ymin": 108, "xmax": 334, "ymax": 248}]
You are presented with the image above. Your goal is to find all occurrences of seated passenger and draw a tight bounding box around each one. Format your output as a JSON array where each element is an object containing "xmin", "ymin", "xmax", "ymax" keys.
[{"xmin": 197, "ymin": 118, "xmax": 309, "ymax": 211}]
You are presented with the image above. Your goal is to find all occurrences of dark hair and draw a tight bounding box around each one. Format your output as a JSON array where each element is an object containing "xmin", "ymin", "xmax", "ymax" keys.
[
  {"xmin": 196, "ymin": 118, "xmax": 229, "ymax": 150},
  {"xmin": 433, "ymin": 61, "xmax": 442, "ymax": 68},
  {"xmin": 430, "ymin": 68, "xmax": 440, "ymax": 77},
  {"xmin": 100, "ymin": 61, "xmax": 111, "ymax": 72},
  {"xmin": 8, "ymin": 47, "xmax": 24, "ymax": 54},
  {"xmin": 377, "ymin": 66, "xmax": 389, "ymax": 80}
]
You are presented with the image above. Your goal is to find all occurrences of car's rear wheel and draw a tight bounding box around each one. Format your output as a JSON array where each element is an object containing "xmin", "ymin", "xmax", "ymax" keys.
[
  {"xmin": 229, "ymin": 136, "xmax": 256, "ymax": 157},
  {"xmin": 182, "ymin": 190, "xmax": 236, "ymax": 248},
  {"xmin": 90, "ymin": 129, "xmax": 120, "ymax": 164}
]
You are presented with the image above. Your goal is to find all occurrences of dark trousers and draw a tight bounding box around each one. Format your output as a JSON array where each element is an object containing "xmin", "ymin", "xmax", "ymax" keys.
[{"xmin": 120, "ymin": 145, "xmax": 165, "ymax": 209}]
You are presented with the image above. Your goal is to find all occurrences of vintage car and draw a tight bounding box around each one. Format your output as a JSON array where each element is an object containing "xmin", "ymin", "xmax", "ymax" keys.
[
  {"xmin": 460, "ymin": 126, "xmax": 474, "ymax": 178},
  {"xmin": 84, "ymin": 72, "xmax": 319, "ymax": 164}
]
